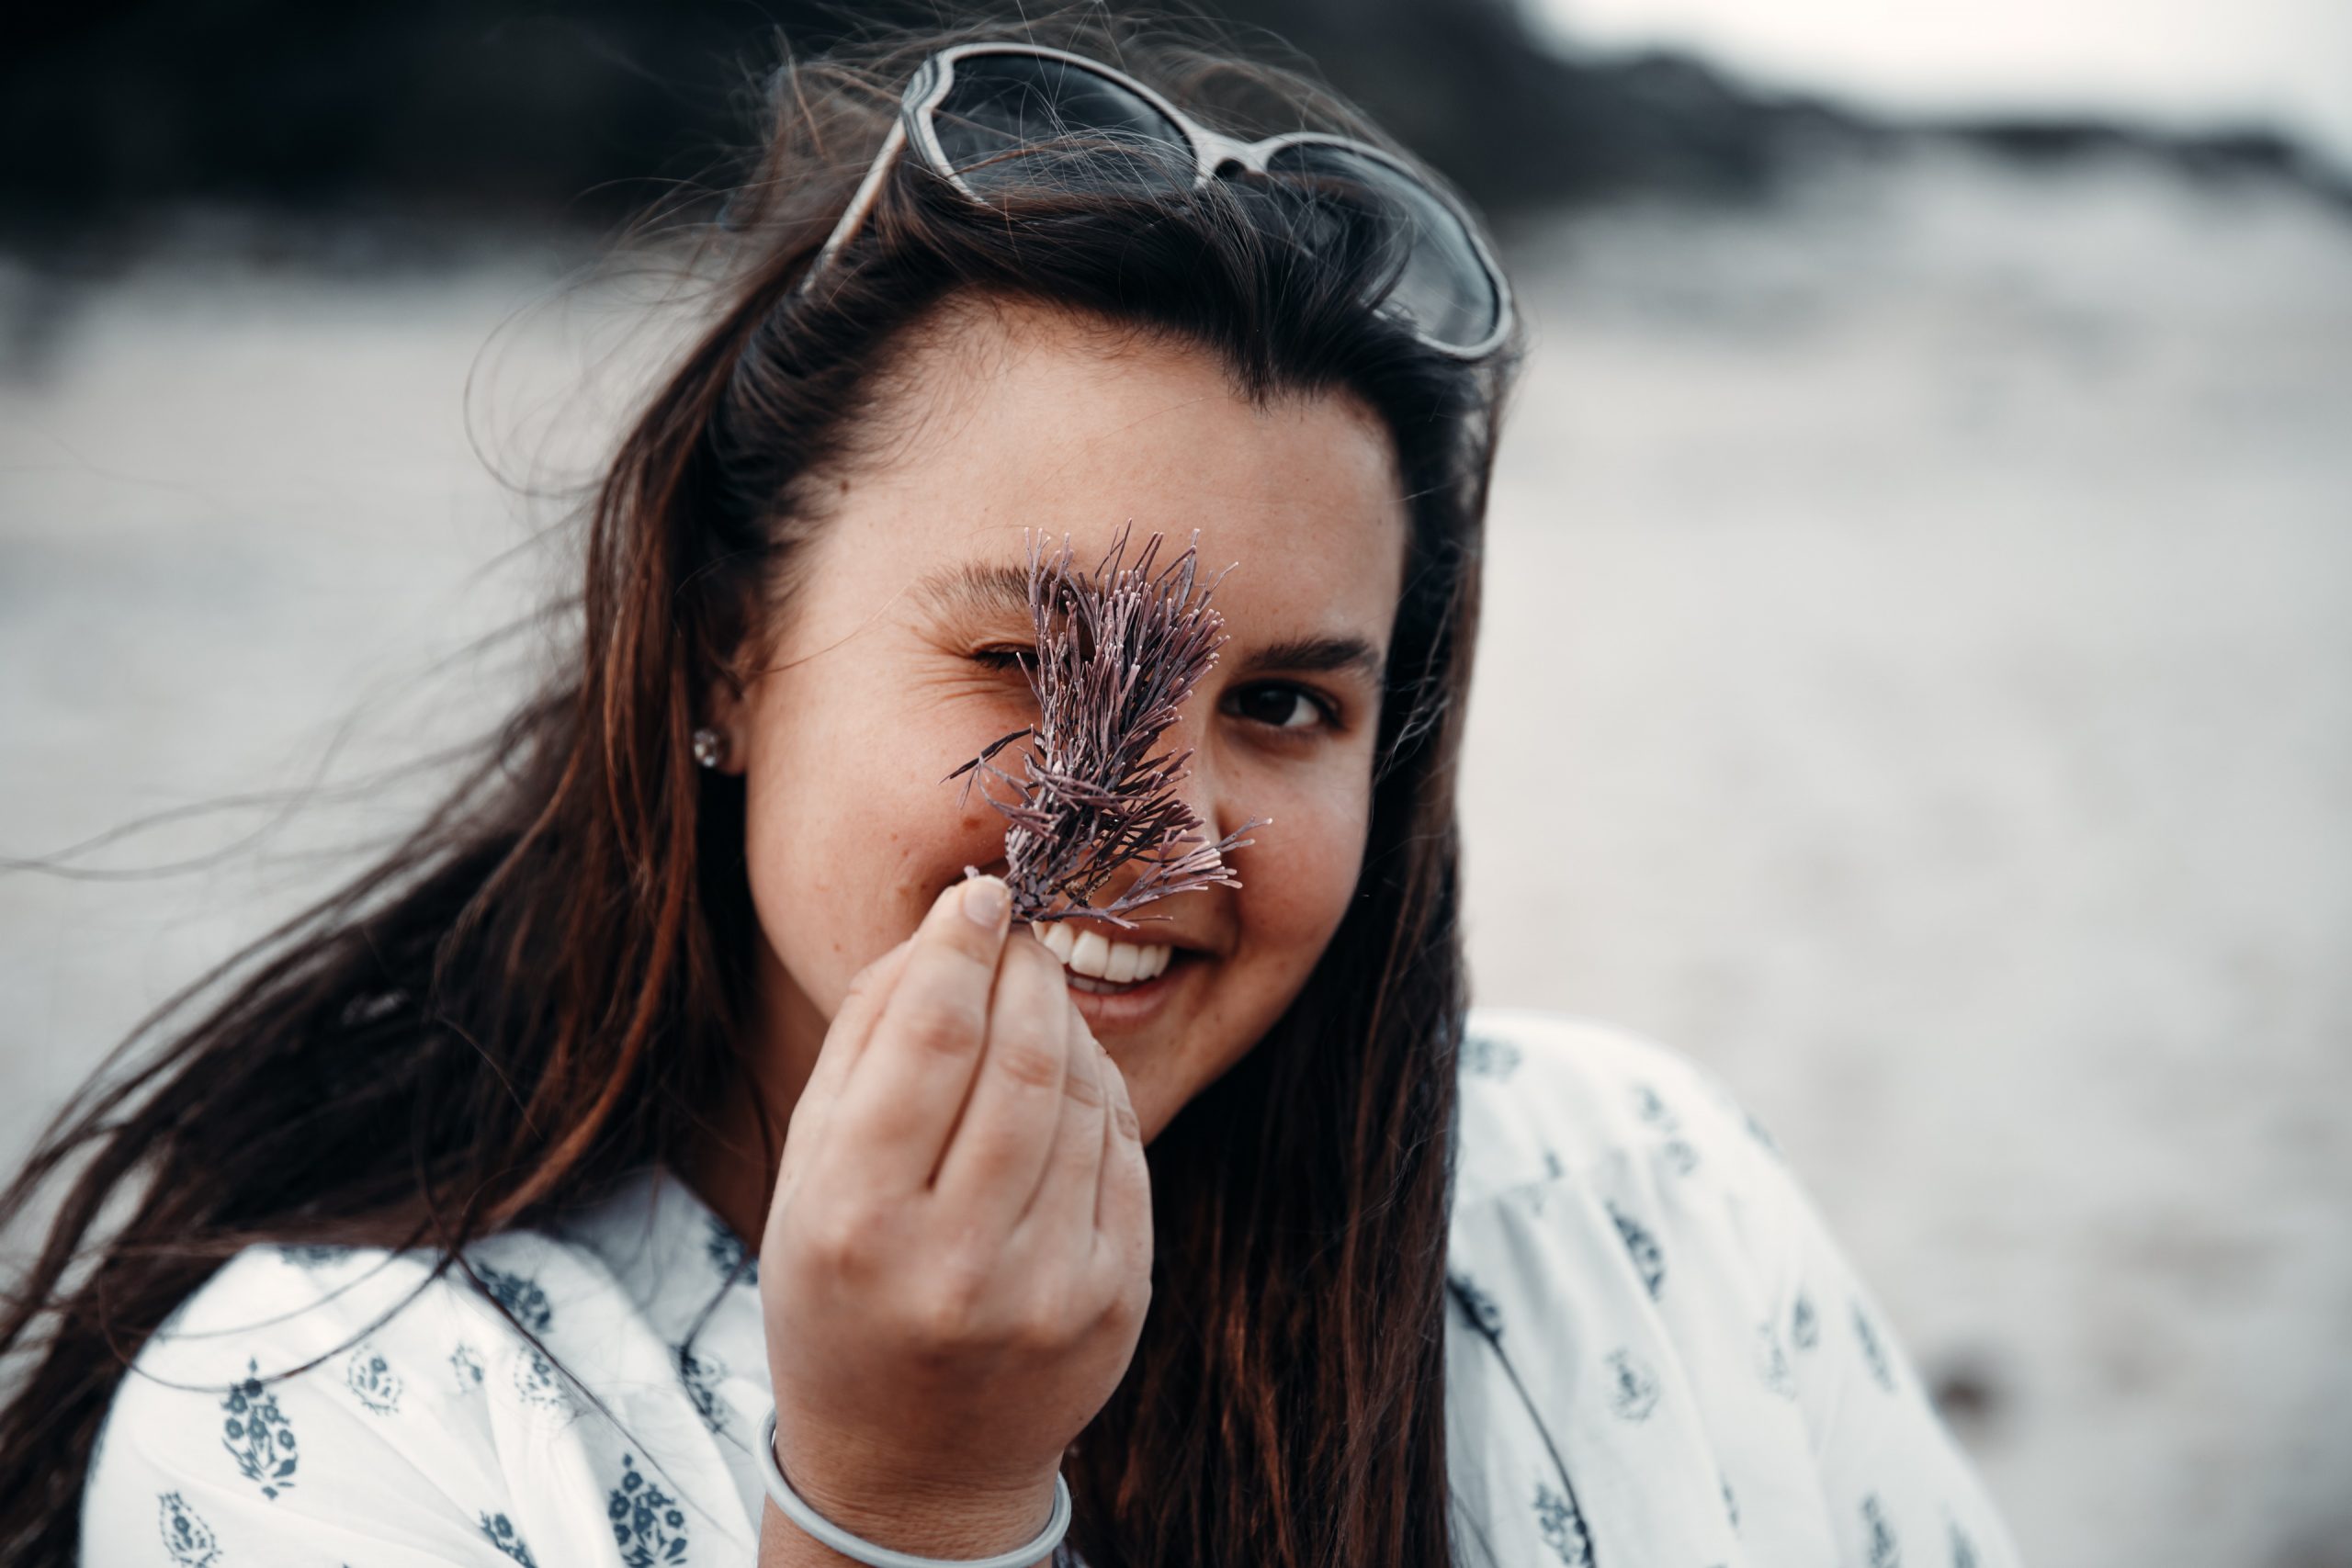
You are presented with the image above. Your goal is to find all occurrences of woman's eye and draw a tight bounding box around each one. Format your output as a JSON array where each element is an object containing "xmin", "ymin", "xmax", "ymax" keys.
[
  {"xmin": 975, "ymin": 649, "xmax": 1332, "ymax": 736},
  {"xmin": 970, "ymin": 647, "xmax": 1035, "ymax": 673},
  {"xmin": 1225, "ymin": 682, "xmax": 1335, "ymax": 734}
]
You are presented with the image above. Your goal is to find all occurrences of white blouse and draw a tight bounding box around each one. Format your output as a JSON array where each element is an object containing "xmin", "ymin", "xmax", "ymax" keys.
[{"xmin": 82, "ymin": 1009, "xmax": 2023, "ymax": 1567}]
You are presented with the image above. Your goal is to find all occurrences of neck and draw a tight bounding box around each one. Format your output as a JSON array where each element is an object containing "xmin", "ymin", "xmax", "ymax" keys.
[{"xmin": 677, "ymin": 941, "xmax": 827, "ymax": 1254}]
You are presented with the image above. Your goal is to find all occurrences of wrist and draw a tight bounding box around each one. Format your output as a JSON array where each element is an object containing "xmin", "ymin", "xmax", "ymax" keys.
[{"xmin": 766, "ymin": 1413, "xmax": 1065, "ymax": 1563}]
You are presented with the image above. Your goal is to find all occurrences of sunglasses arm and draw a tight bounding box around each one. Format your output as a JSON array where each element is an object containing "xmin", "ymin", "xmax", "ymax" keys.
[{"xmin": 795, "ymin": 113, "xmax": 912, "ymax": 301}]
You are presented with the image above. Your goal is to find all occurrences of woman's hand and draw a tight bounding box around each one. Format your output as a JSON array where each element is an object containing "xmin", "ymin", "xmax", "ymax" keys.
[{"xmin": 757, "ymin": 875, "xmax": 1153, "ymax": 1560}]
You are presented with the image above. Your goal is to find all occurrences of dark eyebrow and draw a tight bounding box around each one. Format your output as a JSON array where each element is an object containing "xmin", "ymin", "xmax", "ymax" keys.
[
  {"xmin": 1239, "ymin": 634, "xmax": 1386, "ymax": 689},
  {"xmin": 912, "ymin": 558, "xmax": 1385, "ymax": 687}
]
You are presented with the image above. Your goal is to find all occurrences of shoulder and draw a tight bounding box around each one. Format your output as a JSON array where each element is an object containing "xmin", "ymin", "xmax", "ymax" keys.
[
  {"xmin": 1453, "ymin": 1004, "xmax": 1782, "ymax": 1207},
  {"xmin": 103, "ymin": 1224, "xmax": 596, "ymax": 1402},
  {"xmin": 1445, "ymin": 1010, "xmax": 2027, "ymax": 1567},
  {"xmin": 82, "ymin": 1227, "xmax": 608, "ymax": 1564}
]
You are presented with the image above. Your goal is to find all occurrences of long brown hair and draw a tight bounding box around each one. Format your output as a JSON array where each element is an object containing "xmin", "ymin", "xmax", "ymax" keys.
[{"xmin": 0, "ymin": 9, "xmax": 1522, "ymax": 1563}]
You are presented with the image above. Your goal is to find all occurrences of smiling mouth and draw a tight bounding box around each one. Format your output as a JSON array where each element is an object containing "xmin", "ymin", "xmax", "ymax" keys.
[
  {"xmin": 1032, "ymin": 920, "xmax": 1184, "ymax": 988},
  {"xmin": 1059, "ymin": 949, "xmax": 1198, "ymax": 1008},
  {"xmin": 1062, "ymin": 953, "xmax": 1190, "ymax": 995}
]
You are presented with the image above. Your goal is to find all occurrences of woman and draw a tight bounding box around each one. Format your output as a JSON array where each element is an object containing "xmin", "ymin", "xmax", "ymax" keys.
[{"xmin": 2, "ymin": 14, "xmax": 2021, "ymax": 1568}]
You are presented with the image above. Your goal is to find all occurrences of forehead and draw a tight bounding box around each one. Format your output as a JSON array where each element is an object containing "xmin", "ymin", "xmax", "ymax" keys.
[{"xmin": 793, "ymin": 297, "xmax": 1410, "ymax": 649}]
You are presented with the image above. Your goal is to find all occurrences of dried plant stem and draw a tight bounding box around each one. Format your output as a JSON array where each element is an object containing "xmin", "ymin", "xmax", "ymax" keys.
[{"xmin": 944, "ymin": 521, "xmax": 1270, "ymax": 930}]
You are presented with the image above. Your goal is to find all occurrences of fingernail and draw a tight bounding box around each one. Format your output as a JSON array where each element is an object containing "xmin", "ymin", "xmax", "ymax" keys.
[{"xmin": 961, "ymin": 874, "xmax": 1009, "ymax": 930}]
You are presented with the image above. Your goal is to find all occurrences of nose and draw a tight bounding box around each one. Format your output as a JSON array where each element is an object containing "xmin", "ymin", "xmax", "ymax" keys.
[
  {"xmin": 1043, "ymin": 686, "xmax": 1278, "ymax": 962},
  {"xmin": 1147, "ymin": 700, "xmax": 1256, "ymax": 870},
  {"xmin": 1065, "ymin": 700, "xmax": 1233, "ymax": 905}
]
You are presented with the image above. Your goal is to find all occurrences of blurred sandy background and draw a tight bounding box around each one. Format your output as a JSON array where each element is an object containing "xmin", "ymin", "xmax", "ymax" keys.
[{"xmin": 5, "ymin": 5, "xmax": 2348, "ymax": 1565}]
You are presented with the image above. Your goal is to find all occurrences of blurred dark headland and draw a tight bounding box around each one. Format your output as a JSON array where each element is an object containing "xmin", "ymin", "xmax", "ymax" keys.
[{"xmin": 2, "ymin": 0, "xmax": 2346, "ymax": 265}]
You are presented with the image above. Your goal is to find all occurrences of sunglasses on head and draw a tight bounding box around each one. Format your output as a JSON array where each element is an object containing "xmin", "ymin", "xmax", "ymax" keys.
[{"xmin": 793, "ymin": 41, "xmax": 1516, "ymax": 361}]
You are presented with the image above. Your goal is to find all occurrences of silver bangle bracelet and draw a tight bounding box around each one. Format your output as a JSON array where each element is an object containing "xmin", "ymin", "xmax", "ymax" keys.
[{"xmin": 757, "ymin": 1409, "xmax": 1074, "ymax": 1568}]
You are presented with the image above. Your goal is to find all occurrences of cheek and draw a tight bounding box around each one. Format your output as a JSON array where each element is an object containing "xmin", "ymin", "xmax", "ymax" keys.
[
  {"xmin": 740, "ymin": 759, "xmax": 907, "ymax": 1013},
  {"xmin": 736, "ymin": 673, "xmax": 1009, "ymax": 1014},
  {"xmin": 1123, "ymin": 769, "xmax": 1371, "ymax": 1145},
  {"xmin": 1232, "ymin": 767, "xmax": 1374, "ymax": 970}
]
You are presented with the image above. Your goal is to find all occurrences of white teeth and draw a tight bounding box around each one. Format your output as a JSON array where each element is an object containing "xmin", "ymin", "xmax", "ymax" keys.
[
  {"xmin": 1069, "ymin": 930, "xmax": 1111, "ymax": 978},
  {"xmin": 1041, "ymin": 923, "xmax": 1173, "ymax": 985}
]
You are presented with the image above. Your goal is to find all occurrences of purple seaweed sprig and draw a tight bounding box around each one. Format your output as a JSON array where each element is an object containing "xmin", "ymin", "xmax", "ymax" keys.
[{"xmin": 944, "ymin": 521, "xmax": 1270, "ymax": 931}]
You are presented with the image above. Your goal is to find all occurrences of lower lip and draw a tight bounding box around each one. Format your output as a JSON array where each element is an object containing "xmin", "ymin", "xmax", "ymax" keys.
[{"xmin": 1062, "ymin": 951, "xmax": 1196, "ymax": 1028}]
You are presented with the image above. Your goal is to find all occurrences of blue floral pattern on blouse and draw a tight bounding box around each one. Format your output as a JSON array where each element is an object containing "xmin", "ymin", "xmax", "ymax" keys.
[
  {"xmin": 673, "ymin": 1341, "xmax": 728, "ymax": 1434},
  {"xmin": 1532, "ymin": 1480, "xmax": 1595, "ymax": 1567},
  {"xmin": 1792, "ymin": 1291, "xmax": 1822, "ymax": 1351},
  {"xmin": 607, "ymin": 1451, "xmax": 689, "ymax": 1565},
  {"xmin": 274, "ymin": 1244, "xmax": 344, "ymax": 1270},
  {"xmin": 705, "ymin": 1216, "xmax": 757, "ymax": 1287},
  {"xmin": 1460, "ymin": 1032, "xmax": 1523, "ymax": 1078},
  {"xmin": 1756, "ymin": 1319, "xmax": 1799, "ymax": 1398},
  {"xmin": 477, "ymin": 1263, "xmax": 554, "ymax": 1334},
  {"xmin": 1608, "ymin": 1201, "xmax": 1667, "ymax": 1299},
  {"xmin": 1854, "ymin": 1299, "xmax": 1898, "ymax": 1392},
  {"xmin": 219, "ymin": 1358, "xmax": 297, "ymax": 1500},
  {"xmin": 509, "ymin": 1346, "xmax": 576, "ymax": 1420},
  {"xmin": 480, "ymin": 1509, "xmax": 538, "ymax": 1565},
  {"xmin": 1863, "ymin": 1492, "xmax": 1902, "ymax": 1568},
  {"xmin": 343, "ymin": 1344, "xmax": 401, "ymax": 1415},
  {"xmin": 1603, "ymin": 1347, "xmax": 1661, "ymax": 1422},
  {"xmin": 450, "ymin": 1340, "xmax": 485, "ymax": 1393},
  {"xmin": 157, "ymin": 1491, "xmax": 220, "ymax": 1565},
  {"xmin": 1631, "ymin": 1080, "xmax": 1702, "ymax": 1174}
]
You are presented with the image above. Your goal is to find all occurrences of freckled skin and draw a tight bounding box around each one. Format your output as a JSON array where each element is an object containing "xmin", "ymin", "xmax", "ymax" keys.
[{"xmin": 696, "ymin": 297, "xmax": 1408, "ymax": 1216}]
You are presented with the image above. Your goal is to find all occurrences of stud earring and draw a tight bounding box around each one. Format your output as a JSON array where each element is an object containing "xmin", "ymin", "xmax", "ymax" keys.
[{"xmin": 691, "ymin": 726, "xmax": 729, "ymax": 771}]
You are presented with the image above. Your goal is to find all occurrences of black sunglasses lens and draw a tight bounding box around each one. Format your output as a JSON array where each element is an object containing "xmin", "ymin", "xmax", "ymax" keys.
[
  {"xmin": 1263, "ymin": 142, "xmax": 1502, "ymax": 350},
  {"xmin": 931, "ymin": 53, "xmax": 1194, "ymax": 197}
]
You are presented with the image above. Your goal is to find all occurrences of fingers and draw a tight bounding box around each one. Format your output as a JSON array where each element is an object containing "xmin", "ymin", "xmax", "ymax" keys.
[
  {"xmin": 775, "ymin": 936, "xmax": 917, "ymax": 1208},
  {"xmin": 1011, "ymin": 1001, "xmax": 1110, "ymax": 1241},
  {"xmin": 932, "ymin": 929, "xmax": 1080, "ymax": 1228},
  {"xmin": 1091, "ymin": 1044, "xmax": 1151, "ymax": 1265},
  {"xmin": 826, "ymin": 875, "xmax": 1015, "ymax": 1195}
]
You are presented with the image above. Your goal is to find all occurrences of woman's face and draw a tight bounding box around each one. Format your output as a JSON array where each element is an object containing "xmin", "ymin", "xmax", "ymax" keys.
[{"xmin": 712, "ymin": 297, "xmax": 1408, "ymax": 1145}]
